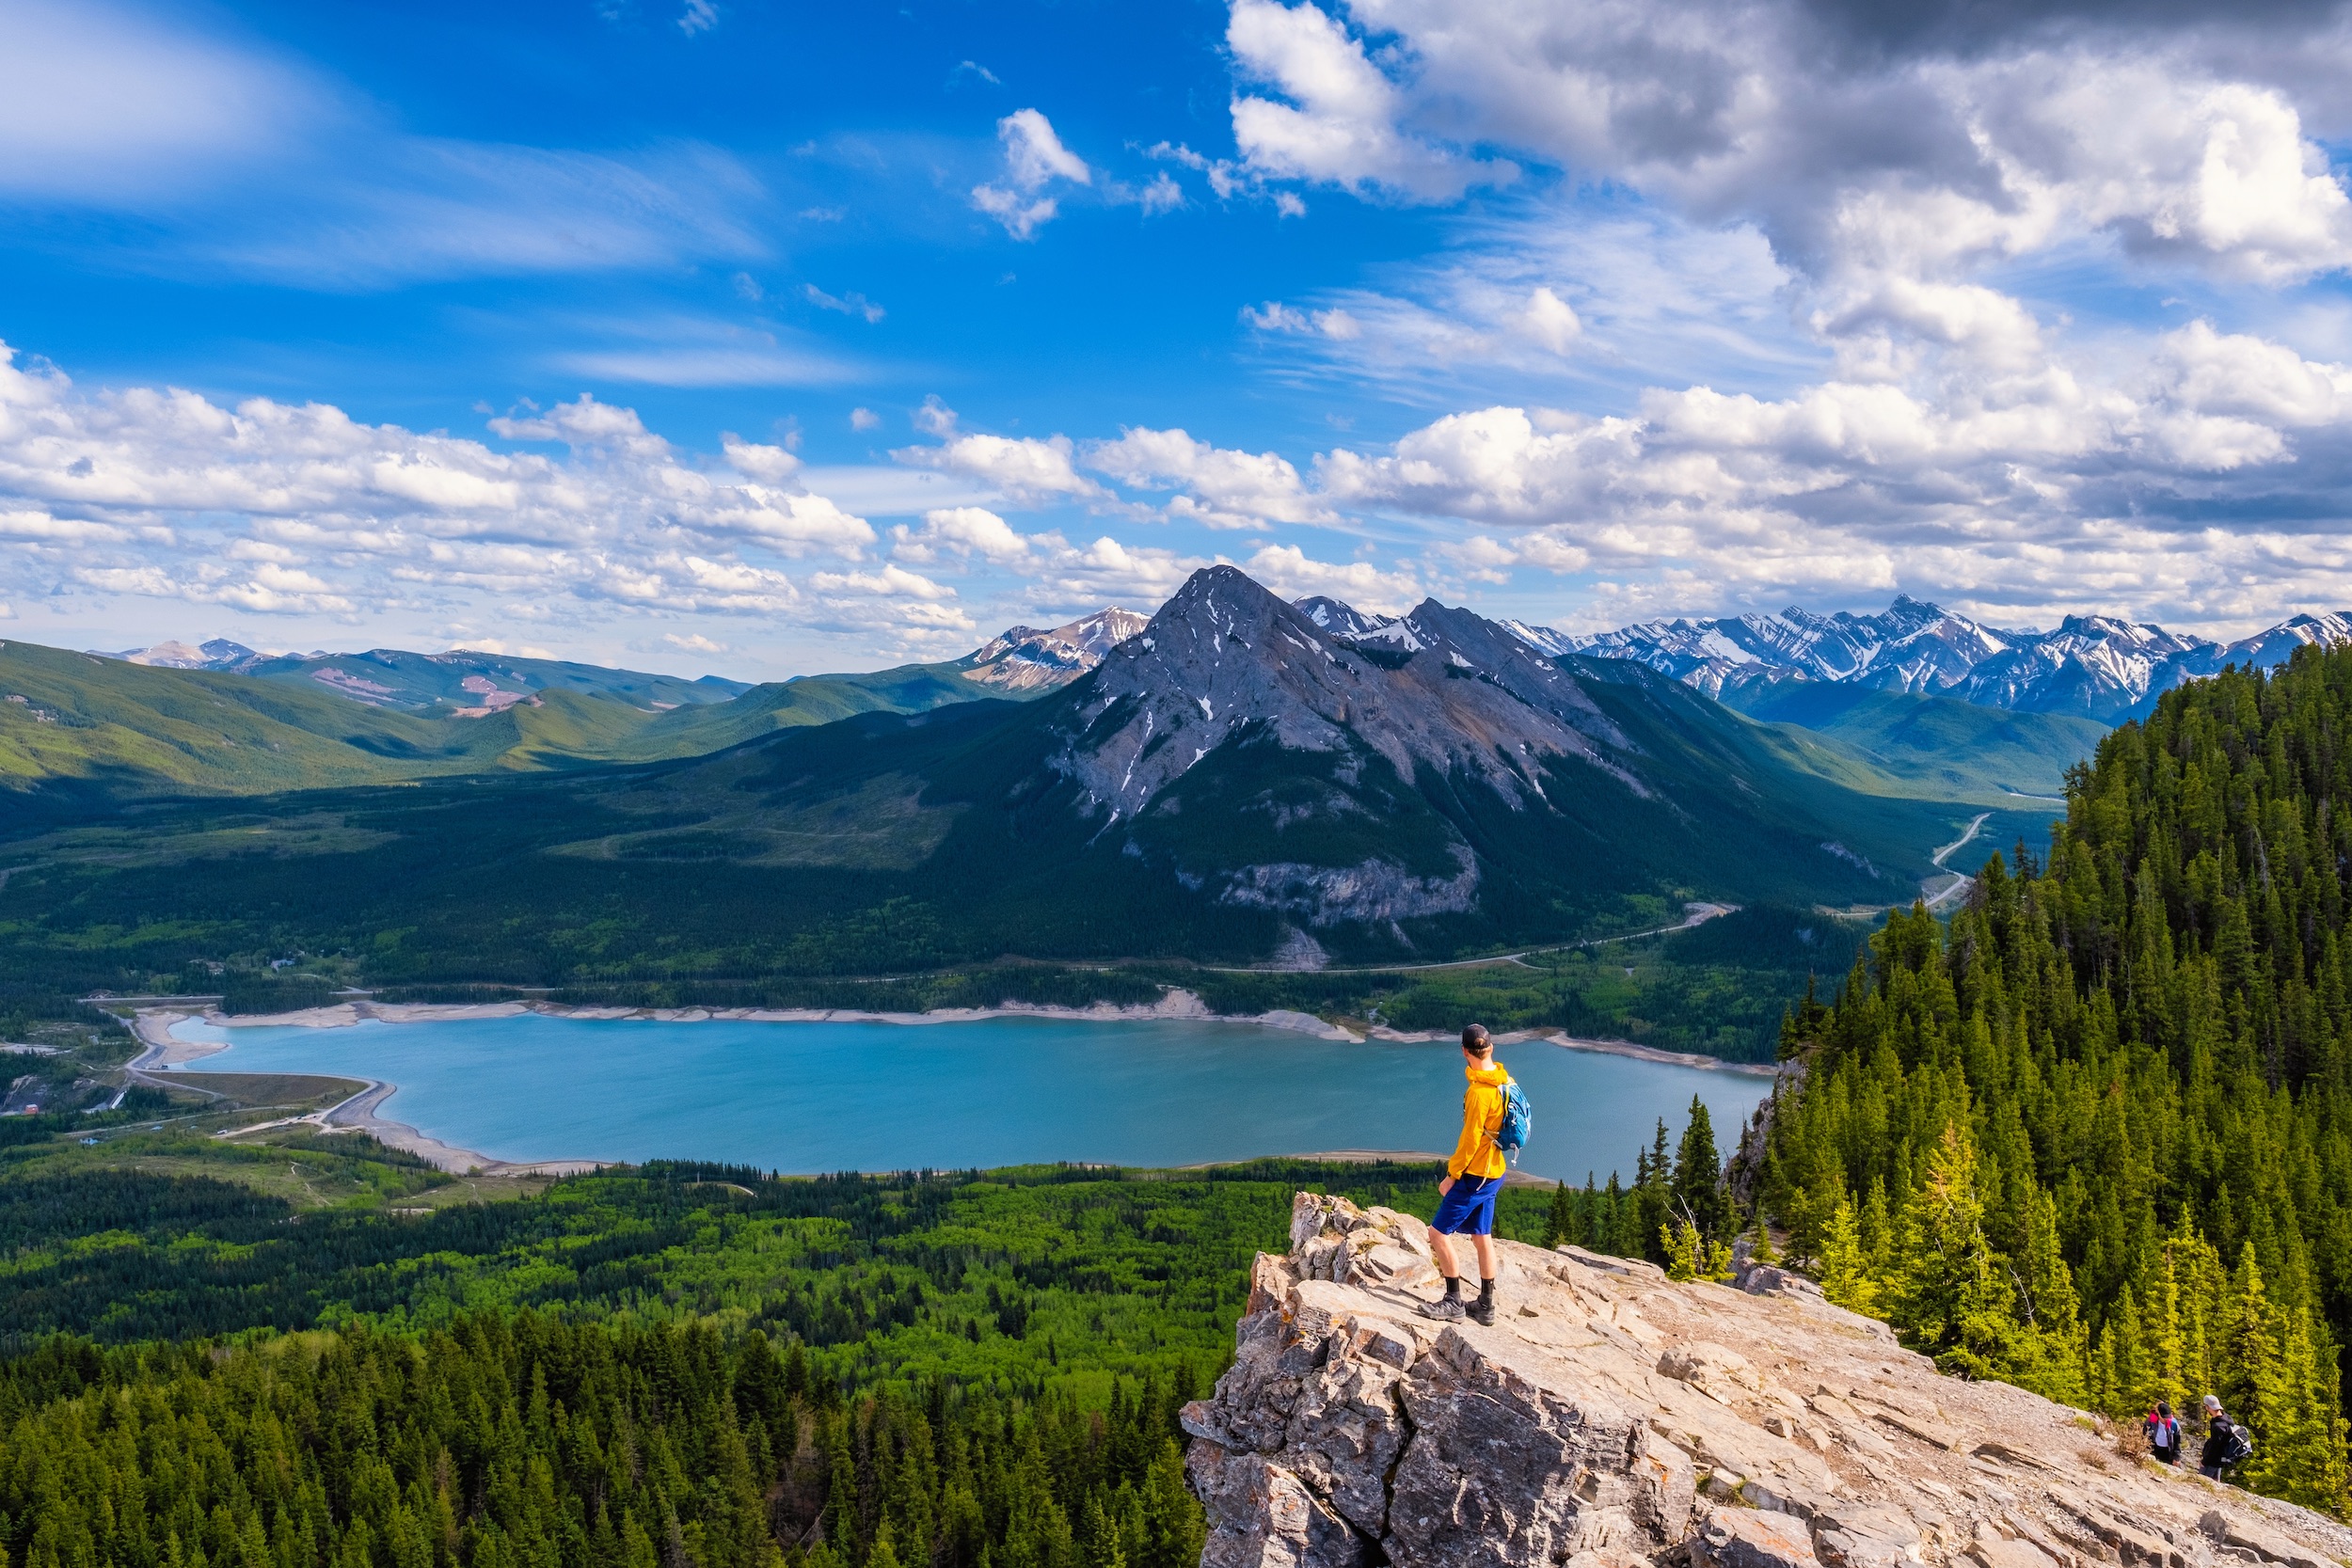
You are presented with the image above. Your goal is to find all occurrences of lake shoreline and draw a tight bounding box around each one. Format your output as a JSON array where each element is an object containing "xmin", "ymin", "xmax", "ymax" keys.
[{"xmin": 125, "ymin": 997, "xmax": 1772, "ymax": 1176}]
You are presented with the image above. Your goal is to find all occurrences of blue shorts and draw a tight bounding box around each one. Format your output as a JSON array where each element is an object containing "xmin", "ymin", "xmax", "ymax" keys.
[{"xmin": 1431, "ymin": 1175, "xmax": 1503, "ymax": 1236}]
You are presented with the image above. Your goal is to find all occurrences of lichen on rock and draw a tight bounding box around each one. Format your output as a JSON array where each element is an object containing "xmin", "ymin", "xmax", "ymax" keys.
[{"xmin": 1183, "ymin": 1193, "xmax": 2352, "ymax": 1568}]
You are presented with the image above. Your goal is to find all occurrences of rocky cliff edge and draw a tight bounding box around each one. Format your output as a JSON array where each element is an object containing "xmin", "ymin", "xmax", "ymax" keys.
[{"xmin": 1182, "ymin": 1194, "xmax": 2352, "ymax": 1568}]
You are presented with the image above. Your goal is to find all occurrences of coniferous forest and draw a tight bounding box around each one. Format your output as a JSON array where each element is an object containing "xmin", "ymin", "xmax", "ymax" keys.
[
  {"xmin": 1743, "ymin": 644, "xmax": 2352, "ymax": 1511},
  {"xmin": 0, "ymin": 1159, "xmax": 1557, "ymax": 1568},
  {"xmin": 0, "ymin": 1314, "xmax": 1201, "ymax": 1568}
]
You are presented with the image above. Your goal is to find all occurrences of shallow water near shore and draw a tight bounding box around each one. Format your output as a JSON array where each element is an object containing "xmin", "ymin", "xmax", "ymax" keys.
[{"xmin": 166, "ymin": 1013, "xmax": 1768, "ymax": 1183}]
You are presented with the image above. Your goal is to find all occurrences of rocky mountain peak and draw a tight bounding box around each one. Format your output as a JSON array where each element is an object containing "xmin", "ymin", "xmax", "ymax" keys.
[
  {"xmin": 1187, "ymin": 1191, "xmax": 2351, "ymax": 1568},
  {"xmin": 1052, "ymin": 567, "xmax": 1635, "ymax": 823},
  {"xmin": 1296, "ymin": 595, "xmax": 1392, "ymax": 640},
  {"xmin": 101, "ymin": 637, "xmax": 264, "ymax": 672},
  {"xmin": 961, "ymin": 606, "xmax": 1149, "ymax": 692}
]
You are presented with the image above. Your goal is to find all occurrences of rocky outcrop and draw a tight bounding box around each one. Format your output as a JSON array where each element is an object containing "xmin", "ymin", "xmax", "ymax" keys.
[{"xmin": 1184, "ymin": 1194, "xmax": 2352, "ymax": 1568}]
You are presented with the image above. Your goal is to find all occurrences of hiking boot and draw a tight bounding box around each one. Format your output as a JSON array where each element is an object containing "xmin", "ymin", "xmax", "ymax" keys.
[
  {"xmin": 1468, "ymin": 1292, "xmax": 1499, "ymax": 1326},
  {"xmin": 1418, "ymin": 1292, "xmax": 1466, "ymax": 1322}
]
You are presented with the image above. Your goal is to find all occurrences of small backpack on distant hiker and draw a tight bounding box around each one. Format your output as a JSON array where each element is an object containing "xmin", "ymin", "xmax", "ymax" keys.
[
  {"xmin": 2223, "ymin": 1421, "xmax": 2255, "ymax": 1465},
  {"xmin": 1495, "ymin": 1078, "xmax": 1532, "ymax": 1163}
]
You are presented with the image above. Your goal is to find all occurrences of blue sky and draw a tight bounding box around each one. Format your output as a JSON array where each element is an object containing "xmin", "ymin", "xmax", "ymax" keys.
[{"xmin": 6, "ymin": 0, "xmax": 2352, "ymax": 677}]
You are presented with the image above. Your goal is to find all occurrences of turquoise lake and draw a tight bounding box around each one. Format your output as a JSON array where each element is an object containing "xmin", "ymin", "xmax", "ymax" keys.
[{"xmin": 165, "ymin": 1014, "xmax": 1772, "ymax": 1185}]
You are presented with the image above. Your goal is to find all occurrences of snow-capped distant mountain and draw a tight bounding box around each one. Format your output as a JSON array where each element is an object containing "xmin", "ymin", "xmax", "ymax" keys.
[
  {"xmin": 1552, "ymin": 596, "xmax": 2018, "ymax": 701},
  {"xmin": 1486, "ymin": 600, "xmax": 2352, "ymax": 723},
  {"xmin": 958, "ymin": 608, "xmax": 1150, "ymax": 692}
]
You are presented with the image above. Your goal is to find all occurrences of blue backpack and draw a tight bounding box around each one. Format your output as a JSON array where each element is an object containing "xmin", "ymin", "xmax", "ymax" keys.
[{"xmin": 1495, "ymin": 1078, "xmax": 1532, "ymax": 1163}]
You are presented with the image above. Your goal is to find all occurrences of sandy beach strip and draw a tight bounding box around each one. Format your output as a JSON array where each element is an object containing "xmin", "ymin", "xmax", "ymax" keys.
[
  {"xmin": 312, "ymin": 1082, "xmax": 604, "ymax": 1178},
  {"xmin": 1360, "ymin": 1022, "xmax": 1779, "ymax": 1076},
  {"xmin": 127, "ymin": 991, "xmax": 1367, "ymax": 1039}
]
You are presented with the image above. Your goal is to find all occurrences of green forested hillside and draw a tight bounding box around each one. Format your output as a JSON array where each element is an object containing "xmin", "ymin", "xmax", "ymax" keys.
[
  {"xmin": 603, "ymin": 664, "xmax": 999, "ymax": 764},
  {"xmin": 1, "ymin": 1313, "xmax": 1201, "ymax": 1568},
  {"xmin": 243, "ymin": 645, "xmax": 749, "ymax": 711},
  {"xmin": 1754, "ymin": 642, "xmax": 2352, "ymax": 1510},
  {"xmin": 1725, "ymin": 682, "xmax": 2106, "ymax": 803},
  {"xmin": 0, "ymin": 639, "xmax": 994, "ymax": 803}
]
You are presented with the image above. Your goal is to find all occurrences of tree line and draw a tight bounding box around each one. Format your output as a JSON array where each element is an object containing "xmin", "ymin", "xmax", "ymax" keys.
[{"xmin": 0, "ymin": 1311, "xmax": 1203, "ymax": 1568}]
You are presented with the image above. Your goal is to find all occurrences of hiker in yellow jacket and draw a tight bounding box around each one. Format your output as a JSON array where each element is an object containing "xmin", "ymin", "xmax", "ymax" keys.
[{"xmin": 1421, "ymin": 1022, "xmax": 1510, "ymax": 1325}]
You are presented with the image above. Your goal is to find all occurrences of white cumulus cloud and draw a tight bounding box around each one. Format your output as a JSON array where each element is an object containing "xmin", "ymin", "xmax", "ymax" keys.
[
  {"xmin": 0, "ymin": 345, "xmax": 886, "ymax": 631},
  {"xmin": 972, "ymin": 108, "xmax": 1093, "ymax": 240}
]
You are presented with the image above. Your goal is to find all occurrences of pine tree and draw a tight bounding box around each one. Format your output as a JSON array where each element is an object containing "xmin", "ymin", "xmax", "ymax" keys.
[
  {"xmin": 1543, "ymin": 1181, "xmax": 1574, "ymax": 1250},
  {"xmin": 1635, "ymin": 1120, "xmax": 1673, "ymax": 1264},
  {"xmin": 1670, "ymin": 1097, "xmax": 1732, "ymax": 1243},
  {"xmin": 1819, "ymin": 1192, "xmax": 1875, "ymax": 1315},
  {"xmin": 2222, "ymin": 1250, "xmax": 2286, "ymax": 1484},
  {"xmin": 1889, "ymin": 1122, "xmax": 2019, "ymax": 1380}
]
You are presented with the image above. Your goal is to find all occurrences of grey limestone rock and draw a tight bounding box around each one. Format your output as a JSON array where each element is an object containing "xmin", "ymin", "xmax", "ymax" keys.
[
  {"xmin": 1190, "ymin": 1445, "xmax": 1373, "ymax": 1568},
  {"xmin": 1186, "ymin": 1193, "xmax": 2352, "ymax": 1568},
  {"xmin": 1694, "ymin": 1510, "xmax": 1823, "ymax": 1568}
]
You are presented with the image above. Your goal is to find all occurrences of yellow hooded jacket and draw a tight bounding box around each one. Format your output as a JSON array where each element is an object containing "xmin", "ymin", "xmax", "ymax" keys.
[{"xmin": 1448, "ymin": 1059, "xmax": 1512, "ymax": 1181}]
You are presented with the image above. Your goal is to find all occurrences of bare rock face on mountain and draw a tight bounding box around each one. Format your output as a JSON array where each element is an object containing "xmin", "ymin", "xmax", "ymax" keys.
[
  {"xmin": 1058, "ymin": 567, "xmax": 1634, "ymax": 825},
  {"xmin": 1184, "ymin": 1193, "xmax": 2352, "ymax": 1568},
  {"xmin": 962, "ymin": 609, "xmax": 1151, "ymax": 692}
]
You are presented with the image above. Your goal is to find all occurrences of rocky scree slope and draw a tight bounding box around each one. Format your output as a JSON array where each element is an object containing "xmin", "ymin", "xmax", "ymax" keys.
[{"xmin": 1185, "ymin": 1194, "xmax": 2352, "ymax": 1568}]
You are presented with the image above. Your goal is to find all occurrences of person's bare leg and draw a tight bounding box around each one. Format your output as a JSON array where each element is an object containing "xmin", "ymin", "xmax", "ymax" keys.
[
  {"xmin": 1470, "ymin": 1232, "xmax": 1497, "ymax": 1282},
  {"xmin": 1427, "ymin": 1225, "xmax": 1458, "ymax": 1277},
  {"xmin": 1420, "ymin": 1225, "xmax": 1470, "ymax": 1319}
]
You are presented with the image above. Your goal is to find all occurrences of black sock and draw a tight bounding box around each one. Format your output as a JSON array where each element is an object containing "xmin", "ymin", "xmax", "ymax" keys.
[
  {"xmin": 1442, "ymin": 1275, "xmax": 1461, "ymax": 1299},
  {"xmin": 1479, "ymin": 1277, "xmax": 1496, "ymax": 1301}
]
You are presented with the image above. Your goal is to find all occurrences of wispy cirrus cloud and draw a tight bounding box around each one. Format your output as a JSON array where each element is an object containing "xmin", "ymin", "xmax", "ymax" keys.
[
  {"xmin": 0, "ymin": 0, "xmax": 774, "ymax": 291},
  {"xmin": 550, "ymin": 314, "xmax": 866, "ymax": 388}
]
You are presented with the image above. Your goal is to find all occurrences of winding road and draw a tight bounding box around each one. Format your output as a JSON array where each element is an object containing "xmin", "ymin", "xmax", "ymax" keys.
[
  {"xmin": 1210, "ymin": 901, "xmax": 1738, "ymax": 976},
  {"xmin": 1922, "ymin": 812, "xmax": 1992, "ymax": 910}
]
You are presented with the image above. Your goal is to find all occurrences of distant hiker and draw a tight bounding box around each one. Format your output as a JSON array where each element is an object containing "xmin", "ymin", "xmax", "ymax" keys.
[
  {"xmin": 1421, "ymin": 1023, "xmax": 1515, "ymax": 1326},
  {"xmin": 2145, "ymin": 1401, "xmax": 2182, "ymax": 1466},
  {"xmin": 2201, "ymin": 1394, "xmax": 2254, "ymax": 1481}
]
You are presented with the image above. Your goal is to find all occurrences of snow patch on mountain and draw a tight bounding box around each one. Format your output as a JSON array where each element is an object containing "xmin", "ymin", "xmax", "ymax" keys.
[{"xmin": 1473, "ymin": 598, "xmax": 2352, "ymax": 723}]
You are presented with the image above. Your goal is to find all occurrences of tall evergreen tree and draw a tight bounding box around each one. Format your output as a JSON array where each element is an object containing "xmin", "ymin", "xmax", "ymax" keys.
[{"xmin": 1671, "ymin": 1097, "xmax": 1733, "ymax": 1243}]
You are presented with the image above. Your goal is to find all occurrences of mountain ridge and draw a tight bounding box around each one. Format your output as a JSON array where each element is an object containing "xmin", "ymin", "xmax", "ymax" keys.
[
  {"xmin": 1494, "ymin": 598, "xmax": 2352, "ymax": 723},
  {"xmin": 1, "ymin": 567, "xmax": 2032, "ymax": 974}
]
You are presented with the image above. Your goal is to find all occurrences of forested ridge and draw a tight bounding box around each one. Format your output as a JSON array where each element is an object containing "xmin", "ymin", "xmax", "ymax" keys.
[{"xmin": 1753, "ymin": 643, "xmax": 2352, "ymax": 1510}]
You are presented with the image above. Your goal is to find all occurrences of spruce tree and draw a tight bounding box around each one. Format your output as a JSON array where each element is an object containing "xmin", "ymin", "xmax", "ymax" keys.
[
  {"xmin": 1635, "ymin": 1120, "xmax": 1674, "ymax": 1264},
  {"xmin": 1543, "ymin": 1181, "xmax": 1574, "ymax": 1250},
  {"xmin": 1888, "ymin": 1122, "xmax": 2019, "ymax": 1380},
  {"xmin": 1819, "ymin": 1193, "xmax": 1874, "ymax": 1315},
  {"xmin": 2223, "ymin": 1250, "xmax": 2285, "ymax": 1482},
  {"xmin": 1670, "ymin": 1097, "xmax": 1732, "ymax": 1243}
]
